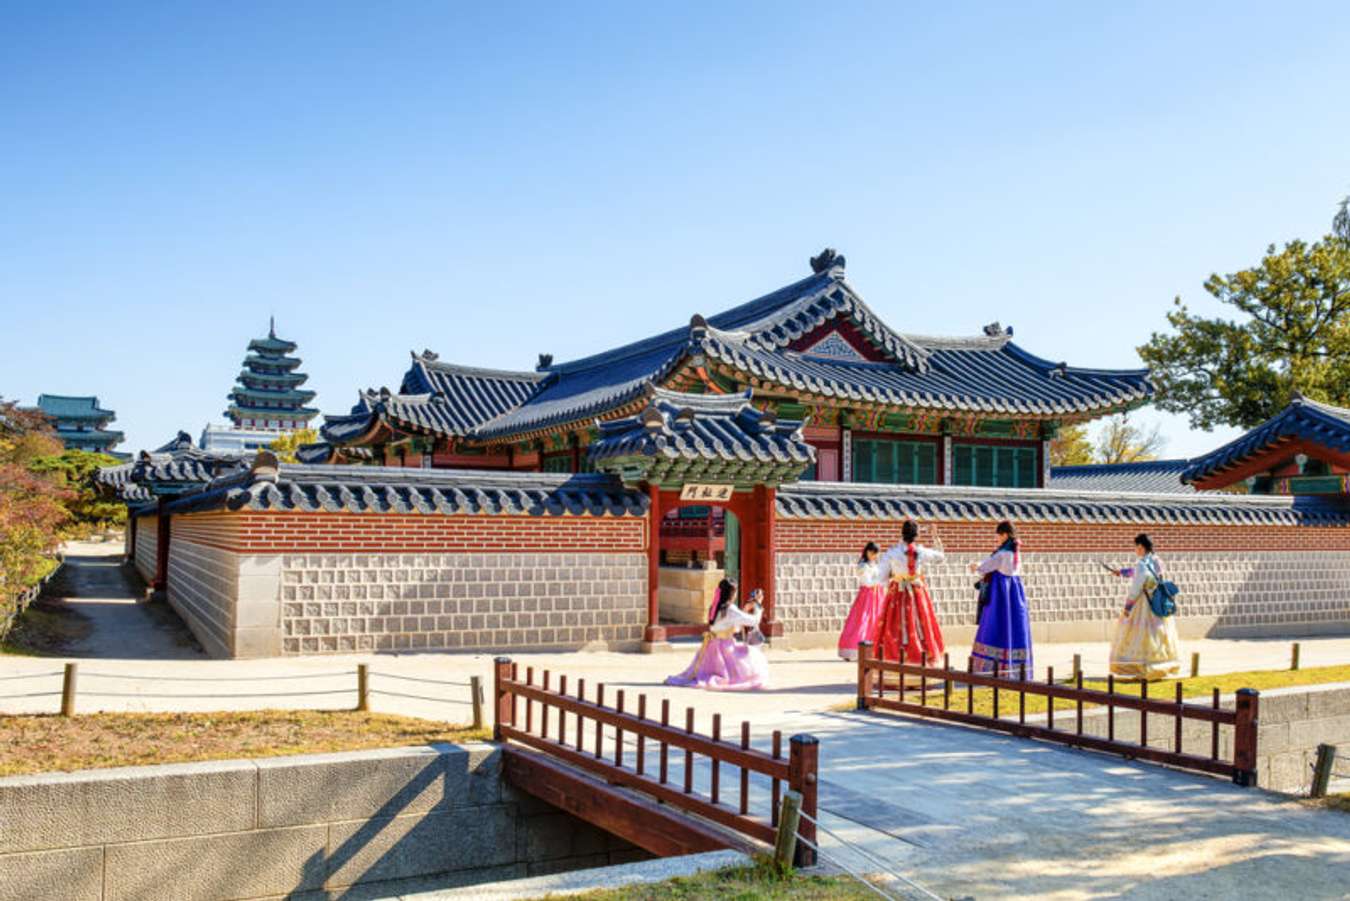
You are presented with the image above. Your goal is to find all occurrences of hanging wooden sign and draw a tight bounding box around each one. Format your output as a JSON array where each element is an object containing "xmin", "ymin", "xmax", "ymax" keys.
[{"xmin": 679, "ymin": 484, "xmax": 734, "ymax": 502}]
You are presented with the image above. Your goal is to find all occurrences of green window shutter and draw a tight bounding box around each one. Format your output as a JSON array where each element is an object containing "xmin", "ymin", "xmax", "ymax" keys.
[{"xmin": 851, "ymin": 438, "xmax": 937, "ymax": 485}]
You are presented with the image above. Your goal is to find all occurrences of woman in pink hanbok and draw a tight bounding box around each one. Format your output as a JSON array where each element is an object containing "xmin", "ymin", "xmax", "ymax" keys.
[
  {"xmin": 665, "ymin": 580, "xmax": 770, "ymax": 691},
  {"xmin": 838, "ymin": 542, "xmax": 886, "ymax": 661}
]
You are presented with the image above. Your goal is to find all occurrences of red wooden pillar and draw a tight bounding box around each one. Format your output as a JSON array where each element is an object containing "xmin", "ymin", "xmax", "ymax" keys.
[
  {"xmin": 788, "ymin": 734, "xmax": 819, "ymax": 866},
  {"xmin": 754, "ymin": 484, "xmax": 782, "ymax": 637},
  {"xmin": 643, "ymin": 483, "xmax": 666, "ymax": 644}
]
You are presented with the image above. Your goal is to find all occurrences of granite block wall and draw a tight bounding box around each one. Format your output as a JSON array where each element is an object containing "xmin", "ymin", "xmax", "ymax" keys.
[
  {"xmin": 278, "ymin": 552, "xmax": 648, "ymax": 655},
  {"xmin": 776, "ymin": 550, "xmax": 1350, "ymax": 645}
]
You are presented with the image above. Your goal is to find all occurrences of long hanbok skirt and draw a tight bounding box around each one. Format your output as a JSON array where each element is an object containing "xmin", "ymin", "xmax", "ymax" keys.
[
  {"xmin": 1109, "ymin": 600, "xmax": 1181, "ymax": 680},
  {"xmin": 877, "ymin": 581, "xmax": 945, "ymax": 664},
  {"xmin": 971, "ymin": 573, "xmax": 1033, "ymax": 676},
  {"xmin": 665, "ymin": 635, "xmax": 769, "ymax": 691},
  {"xmin": 838, "ymin": 584, "xmax": 886, "ymax": 661}
]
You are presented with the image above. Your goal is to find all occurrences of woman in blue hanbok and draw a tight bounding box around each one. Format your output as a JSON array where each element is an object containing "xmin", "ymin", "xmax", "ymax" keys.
[{"xmin": 967, "ymin": 520, "xmax": 1033, "ymax": 676}]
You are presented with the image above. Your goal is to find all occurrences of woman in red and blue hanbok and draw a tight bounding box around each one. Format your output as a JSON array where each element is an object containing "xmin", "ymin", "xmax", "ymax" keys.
[{"xmin": 968, "ymin": 520, "xmax": 1033, "ymax": 676}]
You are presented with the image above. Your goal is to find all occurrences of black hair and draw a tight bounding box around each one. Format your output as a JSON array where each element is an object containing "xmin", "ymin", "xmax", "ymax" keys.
[
  {"xmin": 1134, "ymin": 533, "xmax": 1153, "ymax": 554},
  {"xmin": 901, "ymin": 520, "xmax": 919, "ymax": 544},
  {"xmin": 996, "ymin": 520, "xmax": 1017, "ymax": 541},
  {"xmin": 859, "ymin": 541, "xmax": 880, "ymax": 563},
  {"xmin": 710, "ymin": 577, "xmax": 738, "ymax": 624}
]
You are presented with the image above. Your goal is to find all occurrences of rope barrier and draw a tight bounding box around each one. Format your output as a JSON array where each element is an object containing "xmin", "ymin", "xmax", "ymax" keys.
[
  {"xmin": 0, "ymin": 672, "xmax": 63, "ymax": 681},
  {"xmin": 797, "ymin": 809, "xmax": 943, "ymax": 901},
  {"xmin": 373, "ymin": 672, "xmax": 474, "ymax": 688},
  {"xmin": 793, "ymin": 834, "xmax": 898, "ymax": 901},
  {"xmin": 77, "ymin": 690, "xmax": 353, "ymax": 699},
  {"xmin": 79, "ymin": 671, "xmax": 356, "ymax": 682},
  {"xmin": 0, "ymin": 691, "xmax": 62, "ymax": 700},
  {"xmin": 370, "ymin": 689, "xmax": 470, "ymax": 705}
]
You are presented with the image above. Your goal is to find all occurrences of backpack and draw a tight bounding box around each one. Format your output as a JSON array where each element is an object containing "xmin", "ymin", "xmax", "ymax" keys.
[{"xmin": 1144, "ymin": 558, "xmax": 1178, "ymax": 618}]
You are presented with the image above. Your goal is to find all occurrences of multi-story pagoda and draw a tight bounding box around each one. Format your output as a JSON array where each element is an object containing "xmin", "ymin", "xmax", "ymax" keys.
[
  {"xmin": 305, "ymin": 249, "xmax": 1151, "ymax": 486},
  {"xmin": 28, "ymin": 394, "xmax": 125, "ymax": 456},
  {"xmin": 225, "ymin": 319, "xmax": 318, "ymax": 432}
]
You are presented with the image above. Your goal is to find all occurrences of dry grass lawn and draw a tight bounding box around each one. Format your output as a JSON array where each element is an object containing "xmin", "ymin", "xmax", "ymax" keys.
[
  {"xmin": 566, "ymin": 863, "xmax": 881, "ymax": 900},
  {"xmin": 0, "ymin": 710, "xmax": 489, "ymax": 776},
  {"xmin": 861, "ymin": 663, "xmax": 1350, "ymax": 718}
]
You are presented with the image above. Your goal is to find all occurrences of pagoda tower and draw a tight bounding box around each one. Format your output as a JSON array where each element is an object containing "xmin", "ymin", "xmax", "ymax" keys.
[{"xmin": 225, "ymin": 319, "xmax": 318, "ymax": 431}]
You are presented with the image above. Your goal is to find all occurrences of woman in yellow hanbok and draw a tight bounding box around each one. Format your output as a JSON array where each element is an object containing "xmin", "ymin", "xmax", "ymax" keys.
[{"xmin": 1108, "ymin": 533, "xmax": 1180, "ymax": 680}]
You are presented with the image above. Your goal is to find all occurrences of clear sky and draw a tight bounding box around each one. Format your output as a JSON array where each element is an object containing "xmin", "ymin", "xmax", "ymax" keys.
[{"xmin": 3, "ymin": 2, "xmax": 1348, "ymax": 458}]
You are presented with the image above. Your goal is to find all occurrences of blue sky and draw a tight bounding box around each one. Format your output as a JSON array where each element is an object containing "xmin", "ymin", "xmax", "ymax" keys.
[{"xmin": 3, "ymin": 2, "xmax": 1348, "ymax": 457}]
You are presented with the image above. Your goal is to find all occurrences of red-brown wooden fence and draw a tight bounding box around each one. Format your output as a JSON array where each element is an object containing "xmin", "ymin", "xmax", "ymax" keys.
[
  {"xmin": 493, "ymin": 657, "xmax": 819, "ymax": 863},
  {"xmin": 855, "ymin": 641, "xmax": 1259, "ymax": 786}
]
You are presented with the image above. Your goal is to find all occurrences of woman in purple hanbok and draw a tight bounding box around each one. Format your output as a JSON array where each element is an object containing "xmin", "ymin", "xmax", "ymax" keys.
[{"xmin": 665, "ymin": 579, "xmax": 770, "ymax": 691}]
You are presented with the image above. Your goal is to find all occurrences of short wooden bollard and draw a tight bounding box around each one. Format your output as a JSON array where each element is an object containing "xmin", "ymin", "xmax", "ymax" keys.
[
  {"xmin": 1291, "ymin": 642, "xmax": 1301, "ymax": 671},
  {"xmin": 470, "ymin": 675, "xmax": 484, "ymax": 731},
  {"xmin": 788, "ymin": 734, "xmax": 819, "ymax": 867},
  {"xmin": 1072, "ymin": 654, "xmax": 1082, "ymax": 681},
  {"xmin": 60, "ymin": 662, "xmax": 78, "ymax": 717},
  {"xmin": 772, "ymin": 790, "xmax": 803, "ymax": 873},
  {"xmin": 1190, "ymin": 652, "xmax": 1200, "ymax": 679},
  {"xmin": 1310, "ymin": 743, "xmax": 1337, "ymax": 799},
  {"xmin": 1232, "ymin": 688, "xmax": 1260, "ymax": 787},
  {"xmin": 356, "ymin": 664, "xmax": 370, "ymax": 712},
  {"xmin": 493, "ymin": 657, "xmax": 514, "ymax": 743}
]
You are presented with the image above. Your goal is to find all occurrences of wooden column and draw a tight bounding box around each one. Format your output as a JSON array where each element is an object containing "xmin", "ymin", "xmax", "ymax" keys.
[
  {"xmin": 787, "ymin": 734, "xmax": 819, "ymax": 866},
  {"xmin": 570, "ymin": 434, "xmax": 582, "ymax": 473},
  {"xmin": 1233, "ymin": 688, "xmax": 1260, "ymax": 787},
  {"xmin": 643, "ymin": 483, "xmax": 666, "ymax": 644}
]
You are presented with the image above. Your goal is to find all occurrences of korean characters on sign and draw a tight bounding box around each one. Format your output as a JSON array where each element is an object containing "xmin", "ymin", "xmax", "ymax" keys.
[{"xmin": 678, "ymin": 484, "xmax": 734, "ymax": 502}]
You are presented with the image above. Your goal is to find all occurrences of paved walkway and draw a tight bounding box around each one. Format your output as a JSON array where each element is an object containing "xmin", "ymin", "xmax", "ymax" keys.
[{"xmin": 52, "ymin": 542, "xmax": 206, "ymax": 661}]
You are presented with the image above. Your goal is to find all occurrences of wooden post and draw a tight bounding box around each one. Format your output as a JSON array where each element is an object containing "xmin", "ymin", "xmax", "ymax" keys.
[
  {"xmin": 356, "ymin": 664, "xmax": 369, "ymax": 712},
  {"xmin": 492, "ymin": 657, "xmax": 513, "ymax": 742},
  {"xmin": 470, "ymin": 675, "xmax": 484, "ymax": 731},
  {"xmin": 1233, "ymin": 688, "xmax": 1259, "ymax": 787},
  {"xmin": 1310, "ymin": 744, "xmax": 1337, "ymax": 799},
  {"xmin": 60, "ymin": 662, "xmax": 77, "ymax": 717},
  {"xmin": 1291, "ymin": 642, "xmax": 1301, "ymax": 671},
  {"xmin": 856, "ymin": 640, "xmax": 875, "ymax": 710},
  {"xmin": 1190, "ymin": 652, "xmax": 1200, "ymax": 679},
  {"xmin": 772, "ymin": 791, "xmax": 803, "ymax": 874},
  {"xmin": 788, "ymin": 734, "xmax": 819, "ymax": 867},
  {"xmin": 1072, "ymin": 653, "xmax": 1081, "ymax": 681},
  {"xmin": 643, "ymin": 484, "xmax": 665, "ymax": 644}
]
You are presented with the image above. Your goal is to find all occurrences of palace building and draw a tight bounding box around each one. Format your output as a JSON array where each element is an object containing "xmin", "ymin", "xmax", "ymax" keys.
[
  {"xmin": 301, "ymin": 250, "xmax": 1151, "ymax": 487},
  {"xmin": 100, "ymin": 251, "xmax": 1350, "ymax": 659},
  {"xmin": 27, "ymin": 394, "xmax": 126, "ymax": 457}
]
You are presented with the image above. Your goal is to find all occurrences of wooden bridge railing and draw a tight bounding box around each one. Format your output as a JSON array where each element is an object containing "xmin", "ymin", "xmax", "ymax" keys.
[
  {"xmin": 855, "ymin": 641, "xmax": 1259, "ymax": 786},
  {"xmin": 493, "ymin": 657, "xmax": 819, "ymax": 863}
]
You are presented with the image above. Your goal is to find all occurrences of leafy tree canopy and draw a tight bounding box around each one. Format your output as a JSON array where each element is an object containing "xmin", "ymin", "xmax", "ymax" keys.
[
  {"xmin": 1139, "ymin": 215, "xmax": 1350, "ymax": 430},
  {"xmin": 268, "ymin": 428, "xmax": 319, "ymax": 464},
  {"xmin": 1048, "ymin": 423, "xmax": 1094, "ymax": 467},
  {"xmin": 28, "ymin": 449, "xmax": 128, "ymax": 530}
]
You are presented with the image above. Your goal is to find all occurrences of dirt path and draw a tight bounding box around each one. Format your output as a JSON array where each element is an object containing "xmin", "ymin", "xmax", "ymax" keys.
[{"xmin": 54, "ymin": 541, "xmax": 205, "ymax": 661}]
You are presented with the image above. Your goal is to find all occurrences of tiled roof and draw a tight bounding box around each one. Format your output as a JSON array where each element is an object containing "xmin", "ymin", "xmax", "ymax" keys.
[
  {"xmin": 589, "ymin": 387, "xmax": 814, "ymax": 485},
  {"xmin": 228, "ymin": 386, "xmax": 318, "ymax": 405},
  {"xmin": 163, "ymin": 460, "xmax": 649, "ymax": 517},
  {"xmin": 317, "ymin": 359, "xmax": 545, "ymax": 445},
  {"xmin": 1050, "ymin": 459, "xmax": 1194, "ymax": 494},
  {"xmin": 238, "ymin": 370, "xmax": 310, "ymax": 388},
  {"xmin": 57, "ymin": 428, "xmax": 126, "ymax": 445},
  {"xmin": 776, "ymin": 481, "xmax": 1350, "ymax": 527},
  {"xmin": 465, "ymin": 260, "xmax": 1150, "ymax": 441},
  {"xmin": 243, "ymin": 353, "xmax": 302, "ymax": 372},
  {"xmin": 35, "ymin": 394, "xmax": 115, "ymax": 421},
  {"xmin": 96, "ymin": 443, "xmax": 249, "ymax": 501},
  {"xmin": 1182, "ymin": 396, "xmax": 1350, "ymax": 486},
  {"xmin": 296, "ymin": 442, "xmax": 336, "ymax": 464}
]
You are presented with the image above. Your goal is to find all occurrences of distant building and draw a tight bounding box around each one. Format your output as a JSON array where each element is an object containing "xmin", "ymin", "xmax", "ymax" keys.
[
  {"xmin": 199, "ymin": 423, "xmax": 286, "ymax": 454},
  {"xmin": 28, "ymin": 394, "xmax": 126, "ymax": 456},
  {"xmin": 225, "ymin": 319, "xmax": 318, "ymax": 432}
]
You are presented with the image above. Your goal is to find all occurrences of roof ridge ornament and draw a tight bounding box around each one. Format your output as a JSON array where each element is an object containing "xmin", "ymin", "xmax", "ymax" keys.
[
  {"xmin": 810, "ymin": 248, "xmax": 845, "ymax": 274},
  {"xmin": 537, "ymin": 353, "xmax": 553, "ymax": 370},
  {"xmin": 639, "ymin": 405, "xmax": 665, "ymax": 432},
  {"xmin": 250, "ymin": 449, "xmax": 280, "ymax": 484},
  {"xmin": 982, "ymin": 322, "xmax": 1002, "ymax": 337}
]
